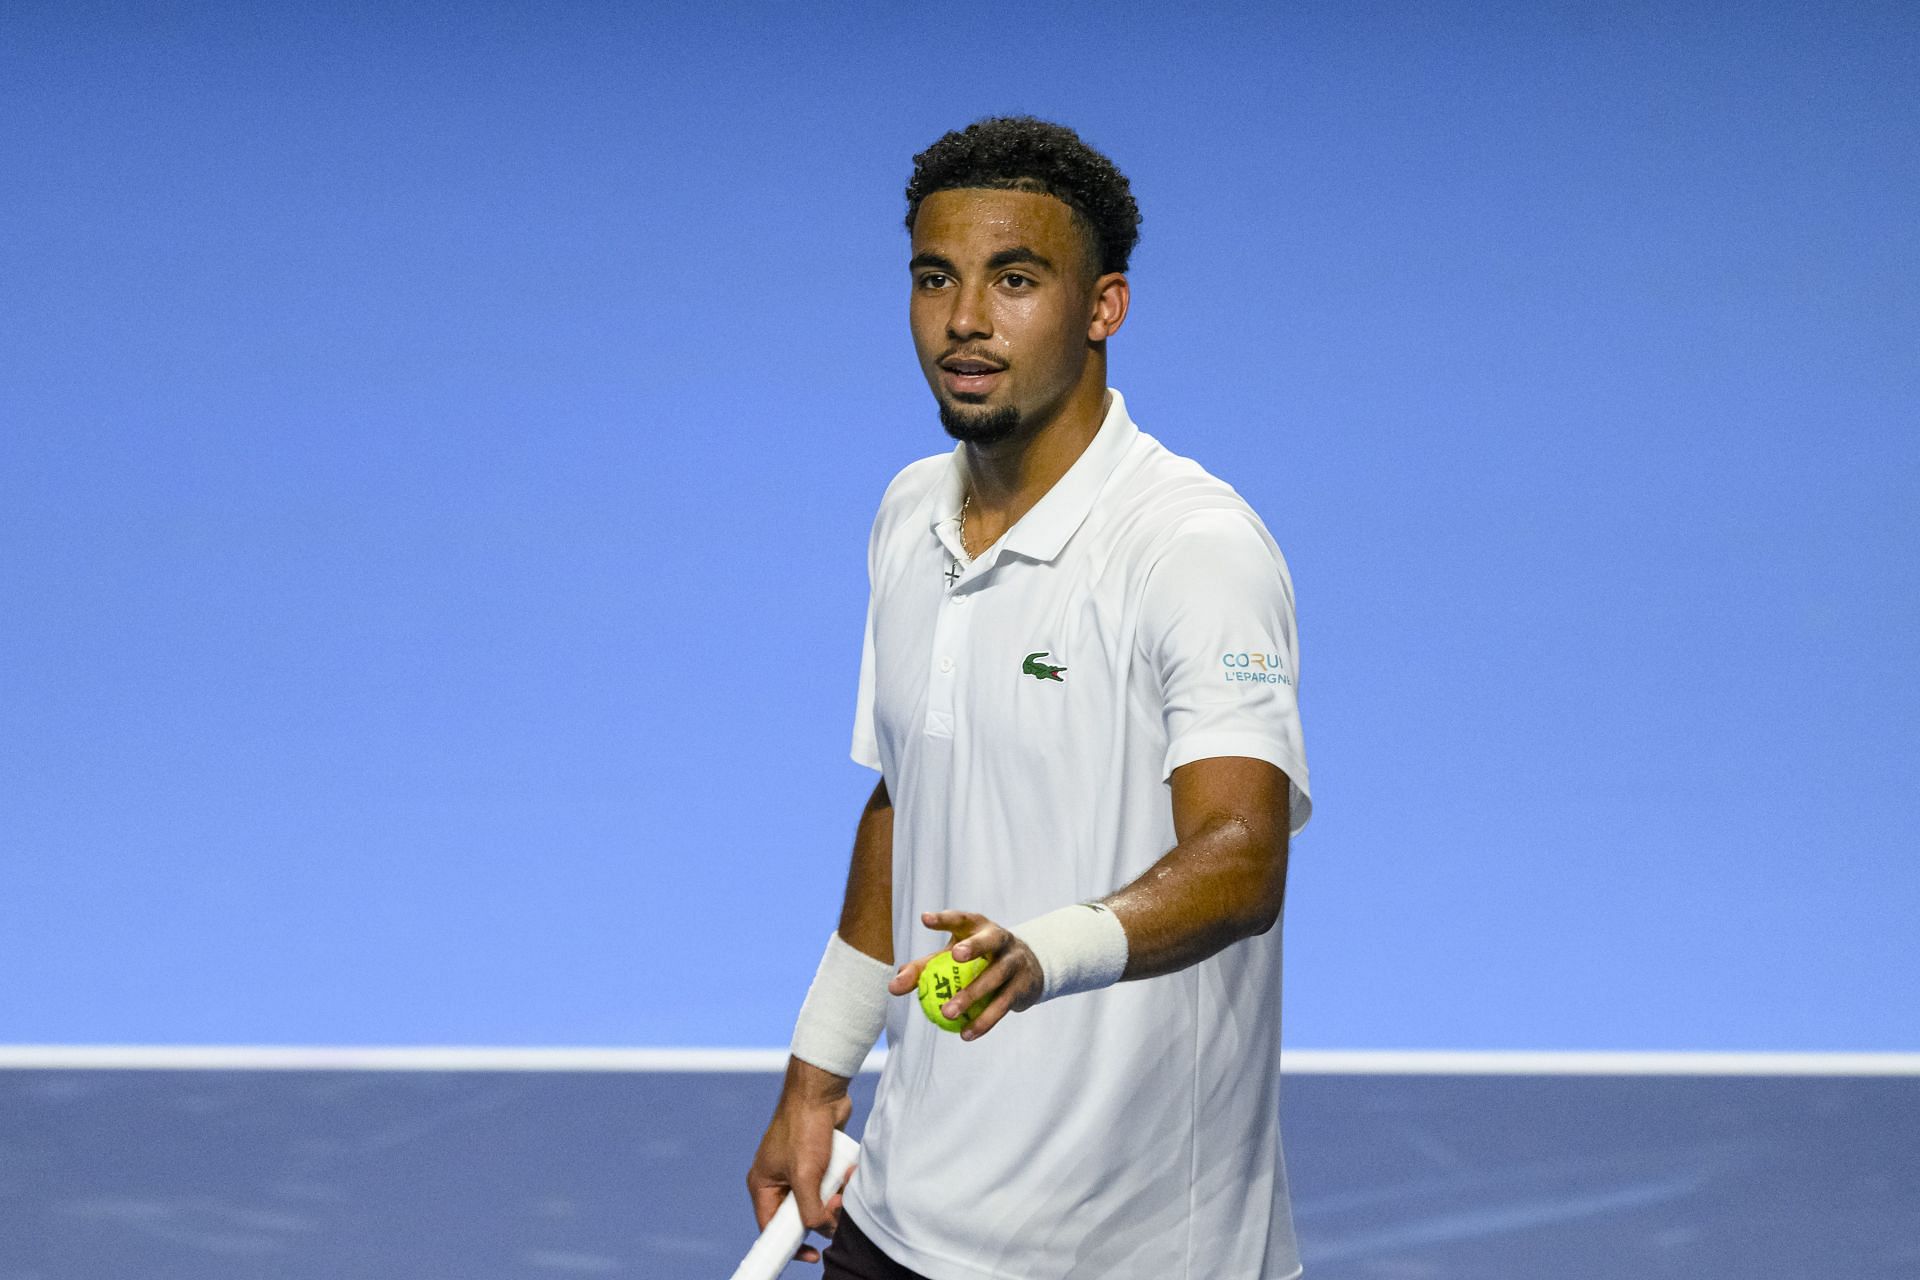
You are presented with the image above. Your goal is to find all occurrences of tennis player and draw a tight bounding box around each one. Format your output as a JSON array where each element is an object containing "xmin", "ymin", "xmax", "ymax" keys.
[{"xmin": 748, "ymin": 116, "xmax": 1314, "ymax": 1279}]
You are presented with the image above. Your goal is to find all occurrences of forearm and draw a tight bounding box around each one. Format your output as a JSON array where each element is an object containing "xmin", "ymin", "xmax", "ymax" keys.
[
  {"xmin": 1103, "ymin": 759, "xmax": 1290, "ymax": 982},
  {"xmin": 835, "ymin": 777, "xmax": 894, "ymax": 964},
  {"xmin": 906, "ymin": 761, "xmax": 1289, "ymax": 1039},
  {"xmin": 1104, "ymin": 816, "xmax": 1286, "ymax": 981},
  {"xmin": 782, "ymin": 777, "xmax": 894, "ymax": 1085}
]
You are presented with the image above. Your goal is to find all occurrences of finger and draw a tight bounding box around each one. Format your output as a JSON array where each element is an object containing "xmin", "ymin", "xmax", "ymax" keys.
[
  {"xmin": 961, "ymin": 979, "xmax": 1022, "ymax": 1039},
  {"xmin": 795, "ymin": 1167, "xmax": 853, "ymax": 1263},
  {"xmin": 748, "ymin": 1177, "xmax": 788, "ymax": 1231},
  {"xmin": 747, "ymin": 1157, "xmax": 793, "ymax": 1230},
  {"xmin": 921, "ymin": 909, "xmax": 985, "ymax": 937},
  {"xmin": 792, "ymin": 1153, "xmax": 829, "ymax": 1232},
  {"xmin": 961, "ymin": 956, "xmax": 1041, "ymax": 1040},
  {"xmin": 941, "ymin": 950, "xmax": 1015, "ymax": 1020},
  {"xmin": 950, "ymin": 922, "xmax": 1009, "ymax": 964},
  {"xmin": 888, "ymin": 950, "xmax": 940, "ymax": 996}
]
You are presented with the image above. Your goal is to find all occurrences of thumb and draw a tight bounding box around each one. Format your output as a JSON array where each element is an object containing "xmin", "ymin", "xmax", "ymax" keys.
[{"xmin": 792, "ymin": 1144, "xmax": 830, "ymax": 1231}]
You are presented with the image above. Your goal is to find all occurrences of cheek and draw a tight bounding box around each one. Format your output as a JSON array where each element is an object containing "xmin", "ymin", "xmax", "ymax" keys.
[
  {"xmin": 1015, "ymin": 303, "xmax": 1088, "ymax": 369},
  {"xmin": 908, "ymin": 308, "xmax": 944, "ymax": 357}
]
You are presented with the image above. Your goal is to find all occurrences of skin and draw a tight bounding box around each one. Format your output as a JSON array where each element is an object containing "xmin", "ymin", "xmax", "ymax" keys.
[
  {"xmin": 746, "ymin": 186, "xmax": 1294, "ymax": 1261},
  {"xmin": 747, "ymin": 777, "xmax": 892, "ymax": 1263},
  {"xmin": 906, "ymin": 186, "xmax": 1129, "ymax": 550}
]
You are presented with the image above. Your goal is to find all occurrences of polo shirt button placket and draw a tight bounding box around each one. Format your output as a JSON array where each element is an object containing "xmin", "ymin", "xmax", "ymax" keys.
[{"xmin": 925, "ymin": 575, "xmax": 973, "ymax": 740}]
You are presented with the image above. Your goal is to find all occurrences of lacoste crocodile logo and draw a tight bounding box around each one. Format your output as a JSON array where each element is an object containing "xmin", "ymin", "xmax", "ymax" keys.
[{"xmin": 1021, "ymin": 651, "xmax": 1067, "ymax": 682}]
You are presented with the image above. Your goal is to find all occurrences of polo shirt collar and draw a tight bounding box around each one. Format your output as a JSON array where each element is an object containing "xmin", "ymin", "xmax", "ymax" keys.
[{"xmin": 928, "ymin": 388, "xmax": 1139, "ymax": 565}]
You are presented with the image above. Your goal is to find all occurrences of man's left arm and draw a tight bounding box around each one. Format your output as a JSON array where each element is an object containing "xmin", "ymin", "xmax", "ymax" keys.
[
  {"xmin": 888, "ymin": 508, "xmax": 1308, "ymax": 1037},
  {"xmin": 1103, "ymin": 752, "xmax": 1290, "ymax": 977},
  {"xmin": 892, "ymin": 755, "xmax": 1288, "ymax": 1035}
]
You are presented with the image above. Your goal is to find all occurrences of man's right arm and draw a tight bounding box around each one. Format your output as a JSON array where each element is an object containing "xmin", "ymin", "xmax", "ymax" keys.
[
  {"xmin": 746, "ymin": 777, "xmax": 893, "ymax": 1257},
  {"xmin": 834, "ymin": 777, "xmax": 894, "ymax": 963}
]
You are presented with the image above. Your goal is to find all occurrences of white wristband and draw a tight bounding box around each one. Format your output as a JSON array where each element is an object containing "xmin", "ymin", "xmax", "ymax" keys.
[
  {"xmin": 789, "ymin": 932, "xmax": 892, "ymax": 1078},
  {"xmin": 1013, "ymin": 903, "xmax": 1130, "ymax": 1003}
]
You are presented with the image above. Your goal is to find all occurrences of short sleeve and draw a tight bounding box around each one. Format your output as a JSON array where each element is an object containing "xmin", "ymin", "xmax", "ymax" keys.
[
  {"xmin": 850, "ymin": 588, "xmax": 881, "ymax": 771},
  {"xmin": 850, "ymin": 500, "xmax": 883, "ymax": 772},
  {"xmin": 1140, "ymin": 509, "xmax": 1312, "ymax": 834}
]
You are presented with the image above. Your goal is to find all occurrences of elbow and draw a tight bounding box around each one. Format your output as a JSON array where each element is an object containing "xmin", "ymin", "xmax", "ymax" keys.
[
  {"xmin": 1244, "ymin": 893, "xmax": 1284, "ymax": 937},
  {"xmin": 1230, "ymin": 871, "xmax": 1286, "ymax": 937},
  {"xmin": 1238, "ymin": 839, "xmax": 1289, "ymax": 937}
]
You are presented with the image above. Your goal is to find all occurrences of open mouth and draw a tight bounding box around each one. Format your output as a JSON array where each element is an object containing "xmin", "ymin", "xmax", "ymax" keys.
[{"xmin": 940, "ymin": 357, "xmax": 1006, "ymax": 396}]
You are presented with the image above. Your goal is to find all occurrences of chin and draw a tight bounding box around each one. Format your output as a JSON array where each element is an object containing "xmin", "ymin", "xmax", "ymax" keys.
[{"xmin": 938, "ymin": 397, "xmax": 1022, "ymax": 445}]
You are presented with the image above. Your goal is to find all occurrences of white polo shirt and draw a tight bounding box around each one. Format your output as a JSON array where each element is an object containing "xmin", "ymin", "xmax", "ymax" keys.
[{"xmin": 843, "ymin": 389, "xmax": 1311, "ymax": 1280}]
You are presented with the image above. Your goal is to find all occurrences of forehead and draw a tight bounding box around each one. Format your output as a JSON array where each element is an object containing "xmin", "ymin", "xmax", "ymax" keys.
[{"xmin": 911, "ymin": 187, "xmax": 1089, "ymax": 264}]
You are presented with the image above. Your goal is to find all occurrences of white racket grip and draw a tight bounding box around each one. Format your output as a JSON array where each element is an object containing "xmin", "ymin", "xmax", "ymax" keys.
[{"xmin": 729, "ymin": 1130, "xmax": 861, "ymax": 1280}]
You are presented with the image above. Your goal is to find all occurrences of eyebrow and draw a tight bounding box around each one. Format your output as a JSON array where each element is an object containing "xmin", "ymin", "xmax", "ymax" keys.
[
  {"xmin": 986, "ymin": 247, "xmax": 1054, "ymax": 272},
  {"xmin": 908, "ymin": 247, "xmax": 1057, "ymax": 274}
]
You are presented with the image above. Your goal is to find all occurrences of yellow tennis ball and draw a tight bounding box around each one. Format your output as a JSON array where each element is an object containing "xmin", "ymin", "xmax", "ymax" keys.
[{"xmin": 917, "ymin": 949, "xmax": 990, "ymax": 1032}]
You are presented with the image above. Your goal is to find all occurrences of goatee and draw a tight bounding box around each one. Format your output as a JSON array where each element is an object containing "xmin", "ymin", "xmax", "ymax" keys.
[{"xmin": 939, "ymin": 400, "xmax": 1021, "ymax": 445}]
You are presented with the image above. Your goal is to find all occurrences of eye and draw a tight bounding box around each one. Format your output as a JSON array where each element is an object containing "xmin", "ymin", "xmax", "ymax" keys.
[
  {"xmin": 1002, "ymin": 273, "xmax": 1032, "ymax": 289},
  {"xmin": 916, "ymin": 272, "xmax": 950, "ymax": 290}
]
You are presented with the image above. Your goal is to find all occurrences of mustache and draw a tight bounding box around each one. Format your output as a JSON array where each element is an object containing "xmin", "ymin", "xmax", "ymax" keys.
[{"xmin": 938, "ymin": 349, "xmax": 1009, "ymax": 369}]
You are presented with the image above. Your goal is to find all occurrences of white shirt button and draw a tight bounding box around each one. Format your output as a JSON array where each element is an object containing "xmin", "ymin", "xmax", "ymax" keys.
[{"xmin": 939, "ymin": 656, "xmax": 955, "ymax": 674}]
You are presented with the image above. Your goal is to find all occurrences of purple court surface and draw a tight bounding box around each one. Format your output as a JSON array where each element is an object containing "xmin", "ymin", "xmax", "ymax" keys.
[{"xmin": 3, "ymin": 1067, "xmax": 1915, "ymax": 1278}]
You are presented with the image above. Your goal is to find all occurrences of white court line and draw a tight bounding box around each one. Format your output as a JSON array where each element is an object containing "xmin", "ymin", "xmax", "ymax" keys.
[
  {"xmin": 1281, "ymin": 1050, "xmax": 1920, "ymax": 1076},
  {"xmin": 1, "ymin": 1046, "xmax": 1917, "ymax": 1075},
  {"xmin": 0, "ymin": 1046, "xmax": 866, "ymax": 1073}
]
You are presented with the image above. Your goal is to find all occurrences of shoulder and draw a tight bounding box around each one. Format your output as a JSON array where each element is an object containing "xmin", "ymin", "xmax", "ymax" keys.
[
  {"xmin": 1111, "ymin": 438, "xmax": 1303, "ymax": 664},
  {"xmin": 874, "ymin": 452, "xmax": 949, "ymax": 519},
  {"xmin": 1099, "ymin": 430, "xmax": 1283, "ymax": 572},
  {"xmin": 878, "ymin": 451, "xmax": 951, "ymax": 508},
  {"xmin": 863, "ymin": 451, "xmax": 950, "ymax": 578},
  {"xmin": 867, "ymin": 452, "xmax": 949, "ymax": 537}
]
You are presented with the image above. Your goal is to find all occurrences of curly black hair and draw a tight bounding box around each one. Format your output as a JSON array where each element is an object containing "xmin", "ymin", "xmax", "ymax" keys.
[{"xmin": 905, "ymin": 116, "xmax": 1142, "ymax": 277}]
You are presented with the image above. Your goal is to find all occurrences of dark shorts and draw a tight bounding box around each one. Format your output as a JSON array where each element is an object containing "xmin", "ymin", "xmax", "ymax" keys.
[{"xmin": 822, "ymin": 1208, "xmax": 929, "ymax": 1280}]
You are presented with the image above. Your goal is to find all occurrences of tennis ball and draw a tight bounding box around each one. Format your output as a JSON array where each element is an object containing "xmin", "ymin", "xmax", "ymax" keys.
[{"xmin": 917, "ymin": 949, "xmax": 990, "ymax": 1033}]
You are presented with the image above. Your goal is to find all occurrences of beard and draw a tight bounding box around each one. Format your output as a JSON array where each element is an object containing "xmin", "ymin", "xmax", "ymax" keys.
[{"xmin": 939, "ymin": 397, "xmax": 1022, "ymax": 445}]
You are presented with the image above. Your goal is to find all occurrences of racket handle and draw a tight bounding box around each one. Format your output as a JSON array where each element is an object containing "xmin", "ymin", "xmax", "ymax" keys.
[{"xmin": 729, "ymin": 1130, "xmax": 861, "ymax": 1280}]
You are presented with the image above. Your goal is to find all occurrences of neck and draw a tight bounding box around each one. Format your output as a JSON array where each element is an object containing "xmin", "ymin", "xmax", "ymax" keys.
[{"xmin": 961, "ymin": 371, "xmax": 1110, "ymax": 546}]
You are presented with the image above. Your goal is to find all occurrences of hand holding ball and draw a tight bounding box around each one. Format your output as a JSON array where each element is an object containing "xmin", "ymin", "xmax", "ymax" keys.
[{"xmin": 917, "ymin": 949, "xmax": 989, "ymax": 1032}]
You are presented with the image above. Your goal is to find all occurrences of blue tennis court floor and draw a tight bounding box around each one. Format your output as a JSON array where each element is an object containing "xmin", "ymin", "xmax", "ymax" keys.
[{"xmin": 3, "ymin": 1066, "xmax": 1914, "ymax": 1277}]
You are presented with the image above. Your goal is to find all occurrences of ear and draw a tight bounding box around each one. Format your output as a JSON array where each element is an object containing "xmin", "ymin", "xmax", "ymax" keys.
[{"xmin": 1087, "ymin": 272, "xmax": 1130, "ymax": 342}]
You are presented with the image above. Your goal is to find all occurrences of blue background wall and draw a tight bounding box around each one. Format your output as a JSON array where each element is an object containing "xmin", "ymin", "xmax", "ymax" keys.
[{"xmin": 4, "ymin": 2, "xmax": 1914, "ymax": 1051}]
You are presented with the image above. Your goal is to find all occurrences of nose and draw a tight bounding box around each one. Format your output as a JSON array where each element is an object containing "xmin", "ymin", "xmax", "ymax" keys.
[{"xmin": 945, "ymin": 278, "xmax": 992, "ymax": 342}]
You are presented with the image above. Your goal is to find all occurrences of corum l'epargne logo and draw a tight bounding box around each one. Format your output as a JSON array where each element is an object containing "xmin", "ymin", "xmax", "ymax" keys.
[{"xmin": 1222, "ymin": 650, "xmax": 1292, "ymax": 686}]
